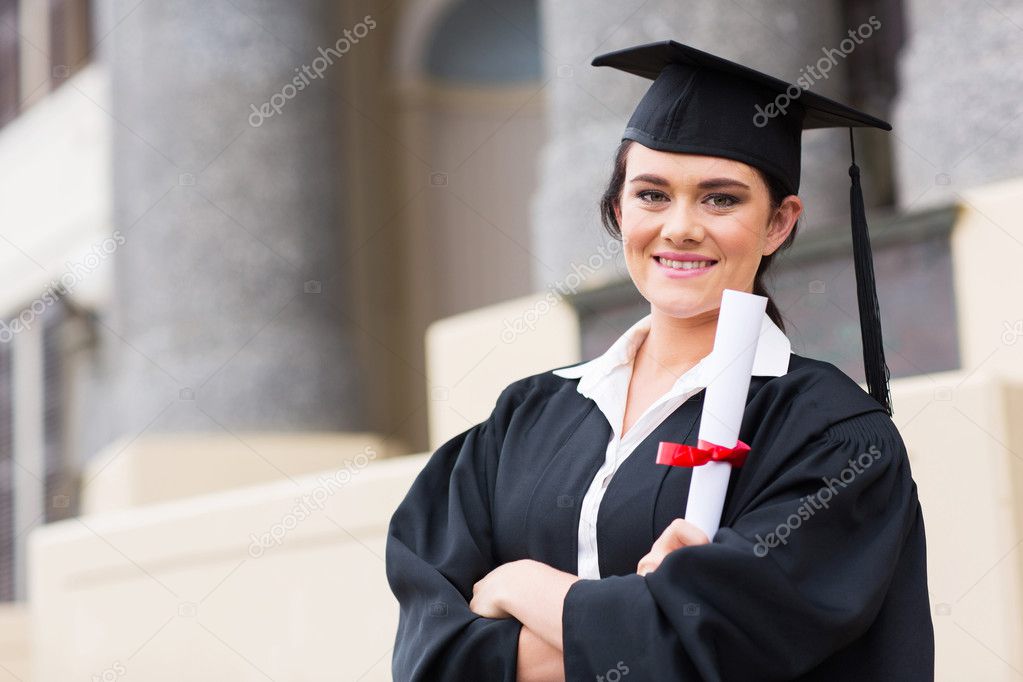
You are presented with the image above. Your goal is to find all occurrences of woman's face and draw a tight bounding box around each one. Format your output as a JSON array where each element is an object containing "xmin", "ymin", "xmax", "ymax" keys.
[{"xmin": 616, "ymin": 143, "xmax": 801, "ymax": 320}]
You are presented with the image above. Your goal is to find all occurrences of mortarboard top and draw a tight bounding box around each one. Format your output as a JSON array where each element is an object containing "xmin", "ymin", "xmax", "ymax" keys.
[
  {"xmin": 591, "ymin": 40, "xmax": 891, "ymax": 194},
  {"xmin": 592, "ymin": 39, "xmax": 894, "ymax": 416}
]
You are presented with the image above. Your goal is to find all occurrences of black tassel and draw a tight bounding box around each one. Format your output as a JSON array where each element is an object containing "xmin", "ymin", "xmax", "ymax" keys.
[{"xmin": 848, "ymin": 128, "xmax": 893, "ymax": 416}]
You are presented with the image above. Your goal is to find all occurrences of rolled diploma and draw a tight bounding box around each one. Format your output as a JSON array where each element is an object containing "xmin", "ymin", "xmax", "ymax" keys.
[{"xmin": 683, "ymin": 289, "xmax": 767, "ymax": 540}]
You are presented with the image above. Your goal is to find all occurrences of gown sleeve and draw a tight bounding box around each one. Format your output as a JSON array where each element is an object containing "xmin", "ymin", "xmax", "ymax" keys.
[
  {"xmin": 561, "ymin": 409, "xmax": 927, "ymax": 681},
  {"xmin": 386, "ymin": 381, "xmax": 527, "ymax": 682}
]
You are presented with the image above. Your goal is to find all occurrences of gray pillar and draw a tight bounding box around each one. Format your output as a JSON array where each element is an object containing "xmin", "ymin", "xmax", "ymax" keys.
[
  {"xmin": 531, "ymin": 0, "xmax": 867, "ymax": 289},
  {"xmin": 893, "ymin": 0, "xmax": 1023, "ymax": 210},
  {"xmin": 83, "ymin": 0, "xmax": 365, "ymax": 458}
]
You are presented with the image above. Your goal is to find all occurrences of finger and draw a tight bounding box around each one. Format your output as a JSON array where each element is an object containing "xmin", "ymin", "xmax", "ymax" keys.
[
  {"xmin": 651, "ymin": 518, "xmax": 709, "ymax": 555},
  {"xmin": 636, "ymin": 552, "xmax": 661, "ymax": 576},
  {"xmin": 469, "ymin": 593, "xmax": 489, "ymax": 616},
  {"xmin": 648, "ymin": 525, "xmax": 683, "ymax": 557},
  {"xmin": 683, "ymin": 520, "xmax": 711, "ymax": 545}
]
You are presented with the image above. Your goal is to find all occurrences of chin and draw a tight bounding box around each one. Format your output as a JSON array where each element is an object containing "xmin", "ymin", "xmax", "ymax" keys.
[{"xmin": 649, "ymin": 294, "xmax": 714, "ymax": 320}]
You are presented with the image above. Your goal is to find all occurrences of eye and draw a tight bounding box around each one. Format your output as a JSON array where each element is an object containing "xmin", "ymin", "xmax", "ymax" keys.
[
  {"xmin": 637, "ymin": 189, "xmax": 668, "ymax": 203},
  {"xmin": 705, "ymin": 193, "xmax": 739, "ymax": 209}
]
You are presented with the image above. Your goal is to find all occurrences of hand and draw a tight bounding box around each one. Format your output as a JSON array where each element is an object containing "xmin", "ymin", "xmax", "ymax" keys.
[
  {"xmin": 474, "ymin": 559, "xmax": 579, "ymax": 652},
  {"xmin": 470, "ymin": 559, "xmax": 534, "ymax": 619},
  {"xmin": 636, "ymin": 518, "xmax": 710, "ymax": 576}
]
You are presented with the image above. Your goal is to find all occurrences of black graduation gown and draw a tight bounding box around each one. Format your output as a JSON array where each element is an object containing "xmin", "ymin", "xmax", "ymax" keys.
[{"xmin": 385, "ymin": 353, "xmax": 935, "ymax": 681}]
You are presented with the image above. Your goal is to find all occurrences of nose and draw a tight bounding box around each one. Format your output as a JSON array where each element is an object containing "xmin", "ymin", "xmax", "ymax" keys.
[{"xmin": 659, "ymin": 200, "xmax": 705, "ymax": 245}]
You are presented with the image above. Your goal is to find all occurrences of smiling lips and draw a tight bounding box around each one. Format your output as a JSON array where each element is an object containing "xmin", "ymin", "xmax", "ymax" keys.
[{"xmin": 652, "ymin": 253, "xmax": 718, "ymax": 278}]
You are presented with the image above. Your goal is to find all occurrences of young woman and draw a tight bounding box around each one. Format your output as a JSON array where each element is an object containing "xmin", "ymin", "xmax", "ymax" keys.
[{"xmin": 386, "ymin": 40, "xmax": 934, "ymax": 681}]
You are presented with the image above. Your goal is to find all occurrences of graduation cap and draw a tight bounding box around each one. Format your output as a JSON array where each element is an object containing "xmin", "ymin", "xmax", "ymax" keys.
[{"xmin": 592, "ymin": 39, "xmax": 893, "ymax": 416}]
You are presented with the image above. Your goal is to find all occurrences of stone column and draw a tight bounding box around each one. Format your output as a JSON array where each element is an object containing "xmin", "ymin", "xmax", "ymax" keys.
[
  {"xmin": 82, "ymin": 0, "xmax": 366, "ymax": 459},
  {"xmin": 893, "ymin": 0, "xmax": 1023, "ymax": 210},
  {"xmin": 531, "ymin": 0, "xmax": 872, "ymax": 290}
]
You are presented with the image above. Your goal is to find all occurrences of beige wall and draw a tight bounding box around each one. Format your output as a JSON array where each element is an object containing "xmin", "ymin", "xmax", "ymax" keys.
[
  {"xmin": 895, "ymin": 373, "xmax": 1023, "ymax": 679},
  {"xmin": 425, "ymin": 292, "xmax": 580, "ymax": 449},
  {"xmin": 81, "ymin": 432, "xmax": 410, "ymax": 515},
  {"xmin": 0, "ymin": 604, "xmax": 30, "ymax": 681},
  {"xmin": 30, "ymin": 453, "xmax": 429, "ymax": 681},
  {"xmin": 951, "ymin": 176, "xmax": 1023, "ymax": 381}
]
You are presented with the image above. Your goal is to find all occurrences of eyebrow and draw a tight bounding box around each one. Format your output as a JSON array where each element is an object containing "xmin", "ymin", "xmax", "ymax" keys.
[{"xmin": 628, "ymin": 174, "xmax": 751, "ymax": 191}]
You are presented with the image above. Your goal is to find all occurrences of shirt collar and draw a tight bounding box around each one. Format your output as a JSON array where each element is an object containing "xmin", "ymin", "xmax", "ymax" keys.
[{"xmin": 552, "ymin": 310, "xmax": 792, "ymax": 394}]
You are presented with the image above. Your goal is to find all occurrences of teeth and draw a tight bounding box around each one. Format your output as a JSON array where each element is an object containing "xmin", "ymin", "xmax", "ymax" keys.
[{"xmin": 658, "ymin": 257, "xmax": 715, "ymax": 270}]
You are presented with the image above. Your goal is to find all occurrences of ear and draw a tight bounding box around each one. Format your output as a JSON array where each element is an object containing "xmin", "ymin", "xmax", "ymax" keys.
[
  {"xmin": 614, "ymin": 199, "xmax": 623, "ymax": 228},
  {"xmin": 764, "ymin": 195, "xmax": 802, "ymax": 256}
]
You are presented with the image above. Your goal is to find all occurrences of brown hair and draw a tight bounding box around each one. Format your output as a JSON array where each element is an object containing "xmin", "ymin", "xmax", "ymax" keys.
[{"xmin": 599, "ymin": 139, "xmax": 798, "ymax": 332}]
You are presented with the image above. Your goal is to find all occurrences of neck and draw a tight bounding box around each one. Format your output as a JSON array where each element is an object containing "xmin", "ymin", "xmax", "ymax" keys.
[{"xmin": 637, "ymin": 306, "xmax": 719, "ymax": 377}]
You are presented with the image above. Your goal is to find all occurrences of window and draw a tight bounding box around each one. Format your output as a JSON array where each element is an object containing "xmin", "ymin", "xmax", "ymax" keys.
[
  {"xmin": 0, "ymin": 0, "xmax": 18, "ymax": 129},
  {"xmin": 49, "ymin": 0, "xmax": 91, "ymax": 88},
  {"xmin": 0, "ymin": 0, "xmax": 93, "ymax": 132},
  {"xmin": 42, "ymin": 304, "xmax": 70, "ymax": 523},
  {"xmin": 0, "ymin": 334, "xmax": 13, "ymax": 602},
  {"xmin": 0, "ymin": 301, "xmax": 71, "ymax": 602}
]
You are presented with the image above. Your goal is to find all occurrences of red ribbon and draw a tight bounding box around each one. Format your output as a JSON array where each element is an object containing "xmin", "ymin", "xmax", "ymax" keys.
[{"xmin": 656, "ymin": 438, "xmax": 751, "ymax": 468}]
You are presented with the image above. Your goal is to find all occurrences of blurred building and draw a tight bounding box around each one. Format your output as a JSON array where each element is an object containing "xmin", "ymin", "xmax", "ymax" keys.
[{"xmin": 0, "ymin": 0, "xmax": 1021, "ymax": 679}]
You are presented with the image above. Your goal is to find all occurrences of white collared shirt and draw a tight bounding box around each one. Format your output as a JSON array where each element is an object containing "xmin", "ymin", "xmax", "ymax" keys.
[{"xmin": 552, "ymin": 311, "xmax": 793, "ymax": 579}]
